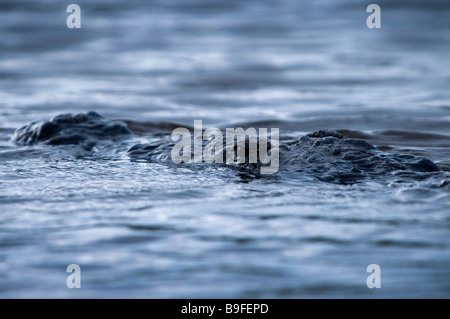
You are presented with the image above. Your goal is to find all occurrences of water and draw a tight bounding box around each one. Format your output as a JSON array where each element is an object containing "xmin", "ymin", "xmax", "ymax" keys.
[{"xmin": 1, "ymin": 0, "xmax": 450, "ymax": 298}]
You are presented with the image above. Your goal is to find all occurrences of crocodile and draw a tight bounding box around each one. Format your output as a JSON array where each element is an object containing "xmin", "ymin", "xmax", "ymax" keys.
[{"xmin": 12, "ymin": 111, "xmax": 441, "ymax": 183}]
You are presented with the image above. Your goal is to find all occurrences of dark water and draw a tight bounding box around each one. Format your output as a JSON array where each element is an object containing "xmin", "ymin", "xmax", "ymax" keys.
[{"xmin": 1, "ymin": 0, "xmax": 450, "ymax": 298}]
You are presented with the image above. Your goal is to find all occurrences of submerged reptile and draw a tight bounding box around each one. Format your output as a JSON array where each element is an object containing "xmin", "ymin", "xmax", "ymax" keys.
[{"xmin": 12, "ymin": 111, "xmax": 441, "ymax": 184}]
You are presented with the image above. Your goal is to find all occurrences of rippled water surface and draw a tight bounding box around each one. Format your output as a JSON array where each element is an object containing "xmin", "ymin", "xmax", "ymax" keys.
[{"xmin": 1, "ymin": 0, "xmax": 450, "ymax": 298}]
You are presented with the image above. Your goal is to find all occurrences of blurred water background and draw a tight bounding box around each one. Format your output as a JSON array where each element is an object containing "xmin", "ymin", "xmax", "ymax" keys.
[{"xmin": 0, "ymin": 0, "xmax": 449, "ymax": 298}]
